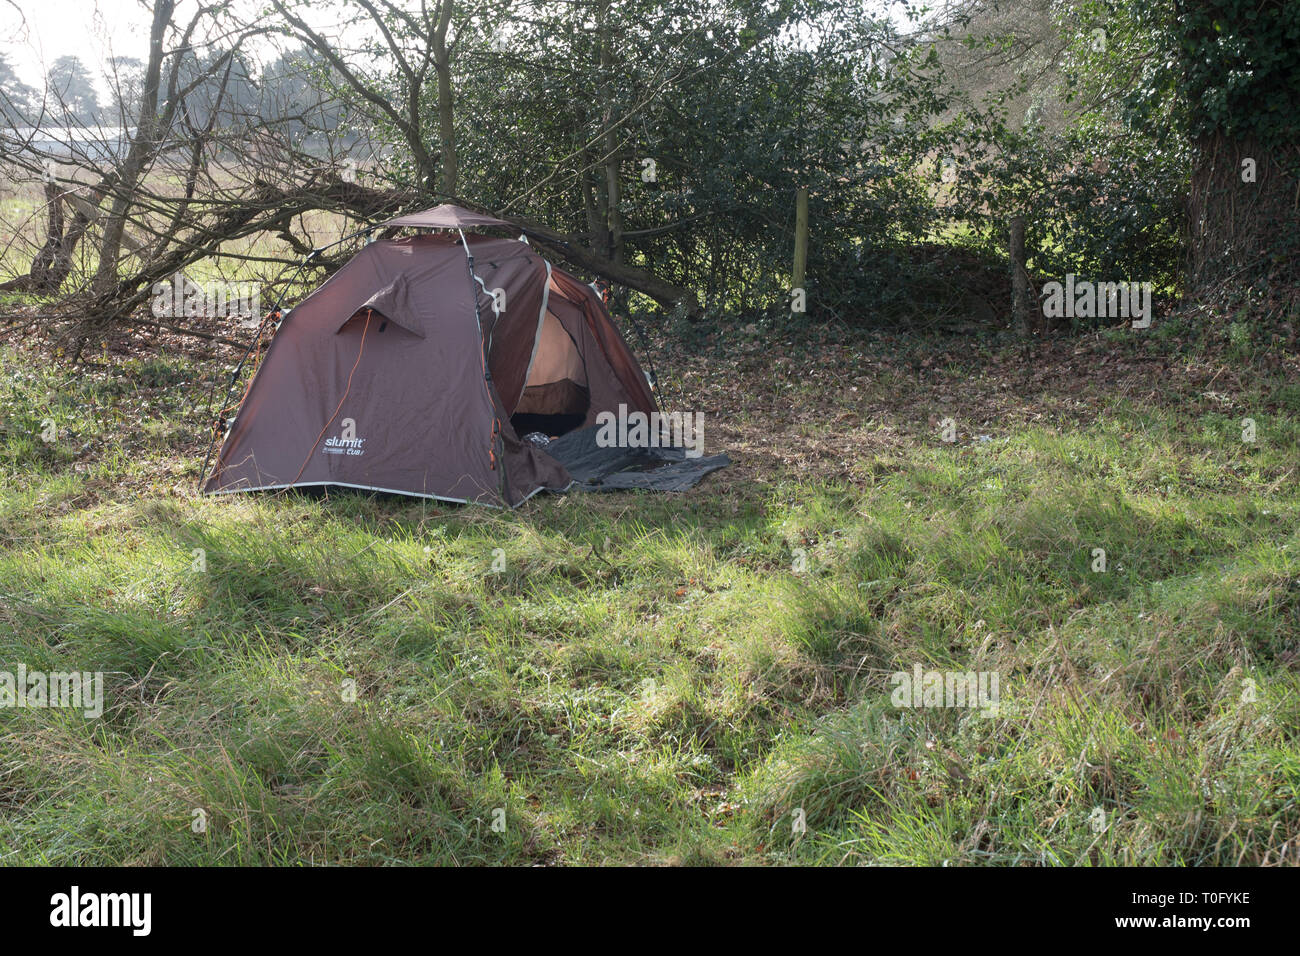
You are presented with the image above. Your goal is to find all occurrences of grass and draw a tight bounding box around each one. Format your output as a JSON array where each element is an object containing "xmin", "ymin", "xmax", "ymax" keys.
[{"xmin": 0, "ymin": 323, "xmax": 1298, "ymax": 866}]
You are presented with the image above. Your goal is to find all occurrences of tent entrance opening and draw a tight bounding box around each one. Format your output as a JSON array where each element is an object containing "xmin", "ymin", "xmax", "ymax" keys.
[{"xmin": 510, "ymin": 308, "xmax": 589, "ymax": 437}]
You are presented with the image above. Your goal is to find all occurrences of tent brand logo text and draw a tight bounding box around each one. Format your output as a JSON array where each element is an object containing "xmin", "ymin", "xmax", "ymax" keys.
[
  {"xmin": 50, "ymin": 886, "xmax": 151, "ymax": 936},
  {"xmin": 890, "ymin": 664, "xmax": 999, "ymax": 718},
  {"xmin": 0, "ymin": 665, "xmax": 103, "ymax": 718},
  {"xmin": 151, "ymin": 274, "xmax": 260, "ymax": 320},
  {"xmin": 323, "ymin": 418, "xmax": 365, "ymax": 456},
  {"xmin": 595, "ymin": 404, "xmax": 704, "ymax": 458},
  {"xmin": 1041, "ymin": 274, "xmax": 1152, "ymax": 329}
]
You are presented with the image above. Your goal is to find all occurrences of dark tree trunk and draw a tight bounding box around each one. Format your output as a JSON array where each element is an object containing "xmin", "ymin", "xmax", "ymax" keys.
[
  {"xmin": 1186, "ymin": 133, "xmax": 1300, "ymax": 290},
  {"xmin": 0, "ymin": 185, "xmax": 92, "ymax": 295},
  {"xmin": 1010, "ymin": 215, "xmax": 1037, "ymax": 336}
]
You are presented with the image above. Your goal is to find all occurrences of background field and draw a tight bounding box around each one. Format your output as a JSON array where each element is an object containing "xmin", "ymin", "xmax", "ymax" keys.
[{"xmin": 1, "ymin": 318, "xmax": 1297, "ymax": 865}]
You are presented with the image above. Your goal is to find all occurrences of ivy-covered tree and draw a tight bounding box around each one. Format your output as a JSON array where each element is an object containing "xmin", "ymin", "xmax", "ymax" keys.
[{"xmin": 1174, "ymin": 0, "xmax": 1300, "ymax": 289}]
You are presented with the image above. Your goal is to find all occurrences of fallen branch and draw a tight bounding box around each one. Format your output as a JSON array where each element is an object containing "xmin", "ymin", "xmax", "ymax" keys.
[
  {"xmin": 433, "ymin": 194, "xmax": 702, "ymax": 319},
  {"xmin": 117, "ymin": 316, "xmax": 247, "ymax": 349}
]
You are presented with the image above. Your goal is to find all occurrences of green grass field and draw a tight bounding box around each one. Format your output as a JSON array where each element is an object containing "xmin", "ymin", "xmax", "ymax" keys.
[{"xmin": 0, "ymin": 322, "xmax": 1297, "ymax": 865}]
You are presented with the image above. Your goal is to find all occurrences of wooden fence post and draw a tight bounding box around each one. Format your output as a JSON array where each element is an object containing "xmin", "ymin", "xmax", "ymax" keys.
[
  {"xmin": 1010, "ymin": 215, "xmax": 1033, "ymax": 336},
  {"xmin": 792, "ymin": 186, "xmax": 809, "ymax": 296}
]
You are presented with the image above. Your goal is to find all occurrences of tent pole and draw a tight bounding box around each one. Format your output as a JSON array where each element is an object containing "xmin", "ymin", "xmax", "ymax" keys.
[{"xmin": 458, "ymin": 228, "xmax": 509, "ymax": 503}]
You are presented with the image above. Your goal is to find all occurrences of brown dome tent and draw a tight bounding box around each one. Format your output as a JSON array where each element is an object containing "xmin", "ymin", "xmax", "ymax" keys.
[{"xmin": 202, "ymin": 204, "xmax": 664, "ymax": 506}]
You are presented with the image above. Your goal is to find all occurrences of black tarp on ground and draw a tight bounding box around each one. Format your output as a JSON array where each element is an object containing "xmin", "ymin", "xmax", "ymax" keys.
[{"xmin": 542, "ymin": 425, "xmax": 730, "ymax": 491}]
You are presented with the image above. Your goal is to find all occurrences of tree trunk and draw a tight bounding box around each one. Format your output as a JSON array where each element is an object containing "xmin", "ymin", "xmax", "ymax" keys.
[
  {"xmin": 598, "ymin": 4, "xmax": 622, "ymax": 265},
  {"xmin": 0, "ymin": 184, "xmax": 104, "ymax": 296},
  {"xmin": 791, "ymin": 186, "xmax": 809, "ymax": 293},
  {"xmin": 1010, "ymin": 215, "xmax": 1036, "ymax": 335},
  {"xmin": 432, "ymin": 0, "xmax": 458, "ymax": 196},
  {"xmin": 1186, "ymin": 132, "xmax": 1300, "ymax": 290},
  {"xmin": 581, "ymin": 156, "xmax": 603, "ymax": 248},
  {"xmin": 90, "ymin": 0, "xmax": 174, "ymax": 304}
]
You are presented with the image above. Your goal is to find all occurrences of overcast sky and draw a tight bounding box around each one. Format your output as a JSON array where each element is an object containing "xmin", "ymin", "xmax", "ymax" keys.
[
  {"xmin": 0, "ymin": 0, "xmax": 341, "ymax": 95},
  {"xmin": 1, "ymin": 0, "xmax": 907, "ymax": 98},
  {"xmin": 3, "ymin": 0, "xmax": 153, "ymax": 92}
]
